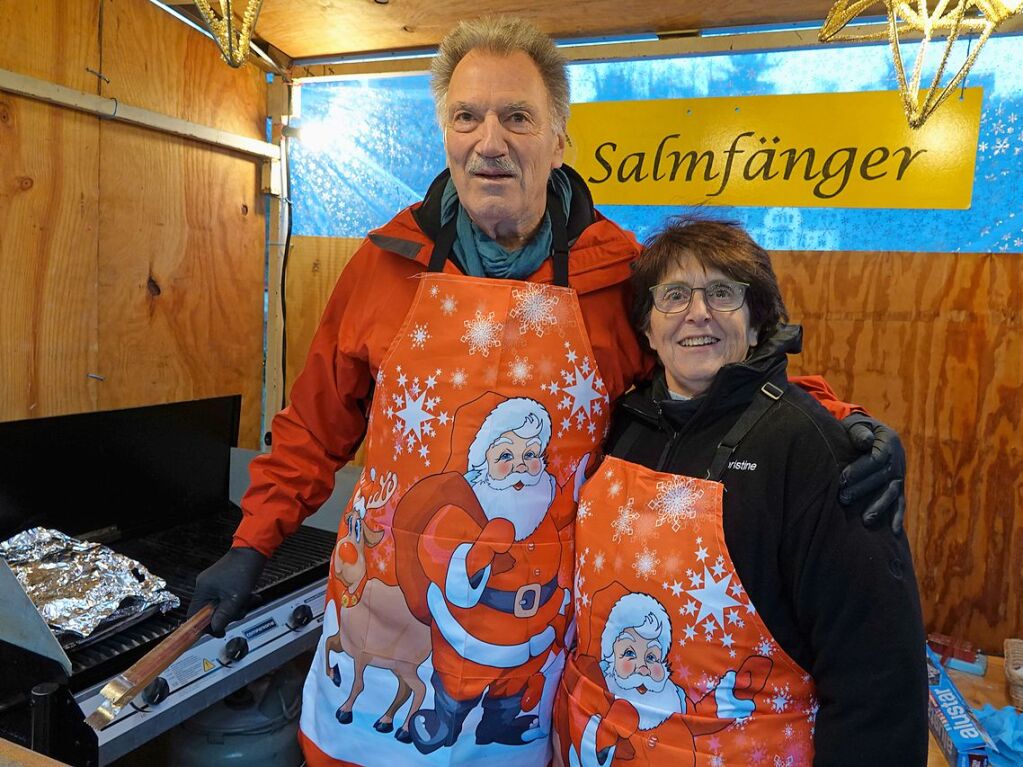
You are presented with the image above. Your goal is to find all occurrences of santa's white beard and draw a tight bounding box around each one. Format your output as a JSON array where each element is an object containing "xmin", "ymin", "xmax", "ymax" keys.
[
  {"xmin": 604, "ymin": 671, "xmax": 683, "ymax": 731},
  {"xmin": 472, "ymin": 471, "xmax": 555, "ymax": 541}
]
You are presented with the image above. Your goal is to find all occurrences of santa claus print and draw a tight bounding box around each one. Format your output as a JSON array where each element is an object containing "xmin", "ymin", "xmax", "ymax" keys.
[
  {"xmin": 391, "ymin": 393, "xmax": 591, "ymax": 755},
  {"xmin": 556, "ymin": 583, "xmax": 771, "ymax": 767}
]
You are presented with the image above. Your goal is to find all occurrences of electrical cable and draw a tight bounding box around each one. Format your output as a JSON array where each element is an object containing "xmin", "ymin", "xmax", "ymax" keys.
[{"xmin": 280, "ymin": 136, "xmax": 293, "ymax": 412}]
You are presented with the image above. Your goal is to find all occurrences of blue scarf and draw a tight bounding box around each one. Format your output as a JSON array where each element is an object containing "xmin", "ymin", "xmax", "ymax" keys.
[{"xmin": 439, "ymin": 168, "xmax": 572, "ymax": 280}]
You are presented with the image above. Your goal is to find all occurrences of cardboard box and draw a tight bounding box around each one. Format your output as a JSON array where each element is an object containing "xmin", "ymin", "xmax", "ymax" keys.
[{"xmin": 926, "ymin": 645, "xmax": 991, "ymax": 766}]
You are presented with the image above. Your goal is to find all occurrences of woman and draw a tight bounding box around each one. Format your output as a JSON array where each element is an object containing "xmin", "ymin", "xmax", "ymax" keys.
[{"xmin": 553, "ymin": 217, "xmax": 927, "ymax": 766}]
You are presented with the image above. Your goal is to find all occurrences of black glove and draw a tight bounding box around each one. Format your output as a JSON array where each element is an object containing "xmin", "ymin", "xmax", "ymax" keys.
[
  {"xmin": 839, "ymin": 413, "xmax": 907, "ymax": 535},
  {"xmin": 188, "ymin": 546, "xmax": 267, "ymax": 637}
]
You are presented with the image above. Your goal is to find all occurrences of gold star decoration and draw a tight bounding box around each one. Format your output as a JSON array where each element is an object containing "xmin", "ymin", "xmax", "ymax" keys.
[
  {"xmin": 819, "ymin": 1, "xmax": 1023, "ymax": 128},
  {"xmin": 193, "ymin": 0, "xmax": 265, "ymax": 68}
]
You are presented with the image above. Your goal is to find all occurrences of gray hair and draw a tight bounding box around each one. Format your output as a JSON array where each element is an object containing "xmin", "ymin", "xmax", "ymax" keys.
[{"xmin": 430, "ymin": 16, "xmax": 570, "ymax": 134}]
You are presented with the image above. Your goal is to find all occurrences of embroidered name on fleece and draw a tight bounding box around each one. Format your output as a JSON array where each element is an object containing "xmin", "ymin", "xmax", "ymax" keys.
[{"xmin": 727, "ymin": 459, "xmax": 758, "ymax": 471}]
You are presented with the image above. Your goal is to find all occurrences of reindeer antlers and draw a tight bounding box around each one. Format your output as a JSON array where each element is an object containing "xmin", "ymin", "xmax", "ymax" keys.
[{"xmin": 365, "ymin": 471, "xmax": 399, "ymax": 511}]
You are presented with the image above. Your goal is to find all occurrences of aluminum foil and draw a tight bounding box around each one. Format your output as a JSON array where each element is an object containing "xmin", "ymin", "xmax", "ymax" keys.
[{"xmin": 0, "ymin": 527, "xmax": 180, "ymax": 645}]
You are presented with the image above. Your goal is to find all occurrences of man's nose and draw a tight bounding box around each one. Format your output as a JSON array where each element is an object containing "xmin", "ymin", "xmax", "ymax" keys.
[{"xmin": 476, "ymin": 113, "xmax": 508, "ymax": 156}]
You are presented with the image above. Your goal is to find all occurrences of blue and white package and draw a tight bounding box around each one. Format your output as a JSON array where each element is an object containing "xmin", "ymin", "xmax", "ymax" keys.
[{"xmin": 926, "ymin": 645, "xmax": 992, "ymax": 766}]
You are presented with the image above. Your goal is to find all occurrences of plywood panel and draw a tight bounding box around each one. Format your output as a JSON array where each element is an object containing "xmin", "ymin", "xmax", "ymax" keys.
[
  {"xmin": 282, "ymin": 235, "xmax": 364, "ymax": 462},
  {"xmin": 773, "ymin": 250, "xmax": 1022, "ymax": 654},
  {"xmin": 2, "ymin": 0, "xmax": 267, "ymax": 447},
  {"xmin": 103, "ymin": 0, "xmax": 266, "ymax": 139},
  {"xmin": 255, "ymin": 0, "xmax": 840, "ymax": 60},
  {"xmin": 283, "ymin": 235, "xmax": 363, "ymax": 391},
  {"xmin": 0, "ymin": 95, "xmax": 100, "ymax": 421},
  {"xmin": 0, "ymin": 0, "xmax": 102, "ymax": 424},
  {"xmin": 97, "ymin": 122, "xmax": 266, "ymax": 447},
  {"xmin": 0, "ymin": 1, "xmax": 100, "ymax": 89}
]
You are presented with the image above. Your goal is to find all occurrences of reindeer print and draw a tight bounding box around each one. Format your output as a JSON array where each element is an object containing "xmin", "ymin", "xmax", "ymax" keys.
[{"xmin": 323, "ymin": 471, "xmax": 431, "ymax": 743}]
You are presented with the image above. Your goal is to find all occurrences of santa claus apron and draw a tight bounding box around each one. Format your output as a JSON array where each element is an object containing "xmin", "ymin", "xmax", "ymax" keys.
[
  {"xmin": 299, "ymin": 212, "xmax": 609, "ymax": 766},
  {"xmin": 553, "ymin": 384, "xmax": 817, "ymax": 767}
]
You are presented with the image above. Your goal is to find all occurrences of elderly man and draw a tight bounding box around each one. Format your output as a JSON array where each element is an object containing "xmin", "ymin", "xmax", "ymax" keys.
[{"xmin": 190, "ymin": 16, "xmax": 905, "ymax": 767}]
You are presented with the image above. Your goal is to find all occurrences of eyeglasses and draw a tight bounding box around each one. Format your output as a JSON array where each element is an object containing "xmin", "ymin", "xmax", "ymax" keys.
[{"xmin": 649, "ymin": 280, "xmax": 750, "ymax": 314}]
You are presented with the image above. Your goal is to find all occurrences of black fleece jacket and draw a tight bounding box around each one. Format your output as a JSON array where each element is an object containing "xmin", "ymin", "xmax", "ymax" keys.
[{"xmin": 608, "ymin": 324, "xmax": 928, "ymax": 767}]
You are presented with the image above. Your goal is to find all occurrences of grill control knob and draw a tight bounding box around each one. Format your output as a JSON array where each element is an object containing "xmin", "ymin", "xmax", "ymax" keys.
[
  {"xmin": 142, "ymin": 677, "xmax": 170, "ymax": 706},
  {"xmin": 221, "ymin": 636, "xmax": 249, "ymax": 664},
  {"xmin": 288, "ymin": 604, "xmax": 313, "ymax": 629}
]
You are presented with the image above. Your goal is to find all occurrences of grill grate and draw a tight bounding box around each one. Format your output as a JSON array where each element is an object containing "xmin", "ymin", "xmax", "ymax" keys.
[{"xmin": 66, "ymin": 507, "xmax": 335, "ymax": 691}]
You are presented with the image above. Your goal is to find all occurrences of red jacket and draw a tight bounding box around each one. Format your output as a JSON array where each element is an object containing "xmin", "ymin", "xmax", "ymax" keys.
[
  {"xmin": 235, "ymin": 194, "xmax": 650, "ymax": 556},
  {"xmin": 235, "ymin": 179, "xmax": 855, "ymax": 557}
]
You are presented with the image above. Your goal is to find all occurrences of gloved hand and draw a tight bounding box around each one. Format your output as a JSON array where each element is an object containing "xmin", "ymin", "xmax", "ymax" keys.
[
  {"xmin": 188, "ymin": 546, "xmax": 267, "ymax": 637},
  {"xmin": 839, "ymin": 413, "xmax": 907, "ymax": 535}
]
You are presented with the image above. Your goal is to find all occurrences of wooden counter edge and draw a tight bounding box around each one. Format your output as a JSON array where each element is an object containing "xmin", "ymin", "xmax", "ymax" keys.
[{"xmin": 0, "ymin": 737, "xmax": 69, "ymax": 766}]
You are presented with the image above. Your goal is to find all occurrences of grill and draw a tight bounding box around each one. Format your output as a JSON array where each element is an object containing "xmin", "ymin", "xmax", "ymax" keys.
[
  {"xmin": 67, "ymin": 509, "xmax": 333, "ymax": 692},
  {"xmin": 0, "ymin": 397, "xmax": 336, "ymax": 766}
]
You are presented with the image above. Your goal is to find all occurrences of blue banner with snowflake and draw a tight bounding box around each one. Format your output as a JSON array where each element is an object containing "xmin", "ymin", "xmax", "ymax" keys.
[{"xmin": 290, "ymin": 35, "xmax": 1023, "ymax": 253}]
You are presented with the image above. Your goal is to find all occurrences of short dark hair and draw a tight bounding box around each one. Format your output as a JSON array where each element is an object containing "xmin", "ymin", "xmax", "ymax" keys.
[{"xmin": 631, "ymin": 215, "xmax": 788, "ymax": 343}]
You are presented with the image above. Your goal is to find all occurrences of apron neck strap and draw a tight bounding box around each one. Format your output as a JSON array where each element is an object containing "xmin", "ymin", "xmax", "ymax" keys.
[
  {"xmin": 547, "ymin": 187, "xmax": 570, "ymax": 288},
  {"xmin": 706, "ymin": 381, "xmax": 786, "ymax": 481},
  {"xmin": 428, "ymin": 189, "xmax": 571, "ymax": 287},
  {"xmin": 428, "ymin": 215, "xmax": 458, "ymax": 273}
]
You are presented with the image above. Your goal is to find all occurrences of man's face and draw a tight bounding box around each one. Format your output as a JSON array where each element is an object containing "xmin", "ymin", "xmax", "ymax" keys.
[
  {"xmin": 485, "ymin": 431, "xmax": 543, "ymax": 483},
  {"xmin": 443, "ymin": 49, "xmax": 566, "ymax": 250},
  {"xmin": 612, "ymin": 628, "xmax": 668, "ymax": 686}
]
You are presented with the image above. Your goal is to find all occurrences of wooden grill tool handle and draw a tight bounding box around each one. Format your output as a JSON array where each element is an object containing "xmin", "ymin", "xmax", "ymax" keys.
[
  {"xmin": 86, "ymin": 603, "xmax": 214, "ymax": 729},
  {"xmin": 110, "ymin": 603, "xmax": 215, "ymax": 704}
]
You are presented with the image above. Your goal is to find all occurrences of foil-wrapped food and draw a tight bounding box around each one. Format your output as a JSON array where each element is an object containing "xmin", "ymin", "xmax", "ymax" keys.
[{"xmin": 0, "ymin": 527, "xmax": 180, "ymax": 646}]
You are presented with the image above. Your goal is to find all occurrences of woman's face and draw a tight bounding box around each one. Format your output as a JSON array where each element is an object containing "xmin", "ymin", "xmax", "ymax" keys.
[{"xmin": 645, "ymin": 256, "xmax": 759, "ymax": 398}]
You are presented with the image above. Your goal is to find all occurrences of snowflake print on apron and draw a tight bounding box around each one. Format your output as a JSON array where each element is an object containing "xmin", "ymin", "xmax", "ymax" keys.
[
  {"xmin": 554, "ymin": 456, "xmax": 817, "ymax": 767},
  {"xmin": 299, "ymin": 267, "xmax": 610, "ymax": 767}
]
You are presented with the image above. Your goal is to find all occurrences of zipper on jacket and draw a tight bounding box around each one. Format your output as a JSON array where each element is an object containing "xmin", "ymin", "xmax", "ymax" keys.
[{"xmin": 653, "ymin": 403, "xmax": 678, "ymax": 472}]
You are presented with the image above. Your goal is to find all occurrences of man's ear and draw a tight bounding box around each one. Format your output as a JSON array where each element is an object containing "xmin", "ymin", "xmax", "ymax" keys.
[{"xmin": 551, "ymin": 130, "xmax": 566, "ymax": 169}]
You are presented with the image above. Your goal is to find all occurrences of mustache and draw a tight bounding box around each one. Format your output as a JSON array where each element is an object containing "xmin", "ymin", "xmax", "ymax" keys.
[
  {"xmin": 466, "ymin": 155, "xmax": 519, "ymax": 175},
  {"xmin": 482, "ymin": 469, "xmax": 544, "ymax": 490},
  {"xmin": 612, "ymin": 670, "xmax": 669, "ymax": 693}
]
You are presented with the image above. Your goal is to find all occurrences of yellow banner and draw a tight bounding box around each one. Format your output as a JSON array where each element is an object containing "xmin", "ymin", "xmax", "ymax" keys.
[{"xmin": 565, "ymin": 89, "xmax": 982, "ymax": 209}]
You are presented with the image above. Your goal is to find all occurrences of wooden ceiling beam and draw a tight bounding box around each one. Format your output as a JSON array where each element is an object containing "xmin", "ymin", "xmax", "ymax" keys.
[
  {"xmin": 255, "ymin": 0, "xmax": 844, "ymax": 60},
  {"xmin": 288, "ymin": 14, "xmax": 1023, "ymax": 82}
]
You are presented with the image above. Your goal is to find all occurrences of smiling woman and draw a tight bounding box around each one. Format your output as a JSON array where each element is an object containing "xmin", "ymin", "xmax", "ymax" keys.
[
  {"xmin": 552, "ymin": 214, "xmax": 928, "ymax": 767},
  {"xmin": 631, "ymin": 216, "xmax": 785, "ymax": 398}
]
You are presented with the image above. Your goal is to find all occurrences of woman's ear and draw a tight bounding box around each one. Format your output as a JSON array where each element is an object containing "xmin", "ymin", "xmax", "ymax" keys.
[{"xmin": 747, "ymin": 325, "xmax": 760, "ymax": 347}]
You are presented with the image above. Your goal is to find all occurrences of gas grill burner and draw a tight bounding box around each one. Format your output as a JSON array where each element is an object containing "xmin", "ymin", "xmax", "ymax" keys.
[{"xmin": 0, "ymin": 396, "xmax": 336, "ymax": 766}]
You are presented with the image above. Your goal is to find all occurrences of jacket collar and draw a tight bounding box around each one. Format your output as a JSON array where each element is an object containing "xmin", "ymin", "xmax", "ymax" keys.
[{"xmin": 366, "ymin": 165, "xmax": 641, "ymax": 295}]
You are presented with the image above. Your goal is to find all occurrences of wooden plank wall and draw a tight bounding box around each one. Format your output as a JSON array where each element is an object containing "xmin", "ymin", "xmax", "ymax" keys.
[
  {"xmin": 0, "ymin": 3, "xmax": 101, "ymax": 418},
  {"xmin": 0, "ymin": 0, "xmax": 267, "ymax": 446},
  {"xmin": 285, "ymin": 237, "xmax": 1021, "ymax": 653},
  {"xmin": 775, "ymin": 250, "xmax": 1022, "ymax": 656}
]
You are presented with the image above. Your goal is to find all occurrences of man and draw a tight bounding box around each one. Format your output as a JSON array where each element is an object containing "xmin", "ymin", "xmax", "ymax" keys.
[
  {"xmin": 556, "ymin": 588, "xmax": 771, "ymax": 767},
  {"xmin": 391, "ymin": 394, "xmax": 580, "ymax": 753},
  {"xmin": 190, "ymin": 16, "xmax": 906, "ymax": 767}
]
